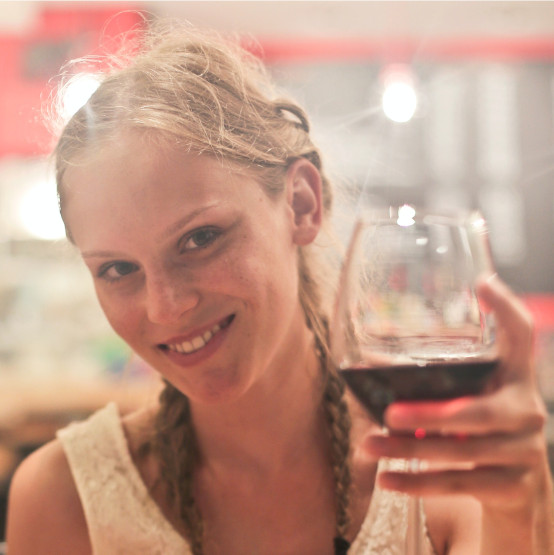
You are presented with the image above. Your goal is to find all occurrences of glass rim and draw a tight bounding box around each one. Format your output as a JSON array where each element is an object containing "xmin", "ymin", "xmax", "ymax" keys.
[{"xmin": 355, "ymin": 204, "xmax": 487, "ymax": 229}]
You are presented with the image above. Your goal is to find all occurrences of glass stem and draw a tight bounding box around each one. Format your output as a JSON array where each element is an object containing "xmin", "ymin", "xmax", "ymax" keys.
[
  {"xmin": 406, "ymin": 495, "xmax": 422, "ymax": 555},
  {"xmin": 405, "ymin": 458, "xmax": 422, "ymax": 555}
]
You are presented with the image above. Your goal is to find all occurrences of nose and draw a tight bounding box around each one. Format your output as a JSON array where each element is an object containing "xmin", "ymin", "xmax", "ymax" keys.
[{"xmin": 145, "ymin": 270, "xmax": 200, "ymax": 325}]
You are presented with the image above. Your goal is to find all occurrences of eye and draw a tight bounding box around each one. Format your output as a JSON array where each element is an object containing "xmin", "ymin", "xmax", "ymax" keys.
[
  {"xmin": 180, "ymin": 227, "xmax": 221, "ymax": 252},
  {"xmin": 98, "ymin": 261, "xmax": 139, "ymax": 282}
]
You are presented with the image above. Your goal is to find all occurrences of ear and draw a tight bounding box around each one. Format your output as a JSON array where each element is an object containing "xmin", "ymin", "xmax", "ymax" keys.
[{"xmin": 285, "ymin": 158, "xmax": 323, "ymax": 246}]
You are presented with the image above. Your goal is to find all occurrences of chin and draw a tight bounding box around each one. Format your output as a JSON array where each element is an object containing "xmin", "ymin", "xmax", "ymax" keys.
[{"xmin": 171, "ymin": 366, "xmax": 249, "ymax": 407}]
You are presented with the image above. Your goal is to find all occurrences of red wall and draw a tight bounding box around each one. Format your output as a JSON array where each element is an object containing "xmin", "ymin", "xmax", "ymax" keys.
[
  {"xmin": 4, "ymin": 6, "xmax": 554, "ymax": 159},
  {"xmin": 0, "ymin": 6, "xmax": 142, "ymax": 157}
]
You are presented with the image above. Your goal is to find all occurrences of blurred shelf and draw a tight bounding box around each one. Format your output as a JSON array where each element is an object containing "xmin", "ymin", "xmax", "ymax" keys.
[{"xmin": 0, "ymin": 375, "xmax": 162, "ymax": 449}]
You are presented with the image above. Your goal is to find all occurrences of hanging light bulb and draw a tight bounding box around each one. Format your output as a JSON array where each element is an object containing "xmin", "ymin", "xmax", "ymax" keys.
[
  {"xmin": 397, "ymin": 204, "xmax": 416, "ymax": 227},
  {"xmin": 381, "ymin": 64, "xmax": 418, "ymax": 123}
]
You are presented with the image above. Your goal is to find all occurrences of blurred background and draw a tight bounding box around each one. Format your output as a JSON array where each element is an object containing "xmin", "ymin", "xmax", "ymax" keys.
[{"xmin": 1, "ymin": 0, "xmax": 554, "ymax": 542}]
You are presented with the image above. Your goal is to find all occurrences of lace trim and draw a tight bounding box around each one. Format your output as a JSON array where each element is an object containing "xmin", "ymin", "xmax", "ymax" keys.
[
  {"xmin": 58, "ymin": 403, "xmax": 189, "ymax": 554},
  {"xmin": 58, "ymin": 404, "xmax": 436, "ymax": 555},
  {"xmin": 349, "ymin": 459, "xmax": 437, "ymax": 554}
]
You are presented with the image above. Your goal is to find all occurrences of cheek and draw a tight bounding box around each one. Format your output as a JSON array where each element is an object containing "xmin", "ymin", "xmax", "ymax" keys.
[
  {"xmin": 213, "ymin": 237, "xmax": 298, "ymax": 300},
  {"xmin": 238, "ymin": 254, "xmax": 299, "ymax": 320},
  {"xmin": 96, "ymin": 289, "xmax": 142, "ymax": 344}
]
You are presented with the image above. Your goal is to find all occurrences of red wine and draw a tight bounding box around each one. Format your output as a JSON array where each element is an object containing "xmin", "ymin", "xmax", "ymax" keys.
[{"xmin": 339, "ymin": 359, "xmax": 499, "ymax": 426}]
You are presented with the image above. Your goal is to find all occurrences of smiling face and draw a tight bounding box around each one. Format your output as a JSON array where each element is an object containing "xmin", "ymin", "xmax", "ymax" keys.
[{"xmin": 62, "ymin": 132, "xmax": 321, "ymax": 405}]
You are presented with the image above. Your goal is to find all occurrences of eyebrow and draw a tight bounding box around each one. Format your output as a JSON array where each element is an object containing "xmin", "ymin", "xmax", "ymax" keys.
[
  {"xmin": 82, "ymin": 203, "xmax": 220, "ymax": 259},
  {"xmin": 161, "ymin": 203, "xmax": 219, "ymax": 239}
]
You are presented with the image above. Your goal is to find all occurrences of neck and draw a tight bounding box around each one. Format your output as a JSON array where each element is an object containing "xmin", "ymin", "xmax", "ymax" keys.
[{"xmin": 190, "ymin": 332, "xmax": 328, "ymax": 477}]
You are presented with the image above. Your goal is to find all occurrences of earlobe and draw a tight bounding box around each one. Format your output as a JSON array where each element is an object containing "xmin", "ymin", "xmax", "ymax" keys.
[{"xmin": 286, "ymin": 158, "xmax": 323, "ymax": 246}]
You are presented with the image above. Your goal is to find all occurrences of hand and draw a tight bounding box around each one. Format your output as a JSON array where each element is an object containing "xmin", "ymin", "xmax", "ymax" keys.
[{"xmin": 364, "ymin": 275, "xmax": 554, "ymax": 550}]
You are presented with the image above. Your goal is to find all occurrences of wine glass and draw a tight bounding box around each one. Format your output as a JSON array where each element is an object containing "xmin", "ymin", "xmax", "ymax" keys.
[{"xmin": 331, "ymin": 205, "xmax": 498, "ymax": 554}]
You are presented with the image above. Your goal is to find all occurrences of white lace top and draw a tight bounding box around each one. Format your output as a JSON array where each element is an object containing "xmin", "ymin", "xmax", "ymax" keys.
[{"xmin": 57, "ymin": 403, "xmax": 436, "ymax": 554}]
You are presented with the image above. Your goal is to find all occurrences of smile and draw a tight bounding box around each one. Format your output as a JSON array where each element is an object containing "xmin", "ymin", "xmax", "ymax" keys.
[{"xmin": 163, "ymin": 315, "xmax": 234, "ymax": 355}]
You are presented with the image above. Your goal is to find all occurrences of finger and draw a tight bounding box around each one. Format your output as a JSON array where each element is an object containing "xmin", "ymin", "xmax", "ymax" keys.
[
  {"xmin": 476, "ymin": 275, "xmax": 535, "ymax": 375},
  {"xmin": 385, "ymin": 385, "xmax": 546, "ymax": 435},
  {"xmin": 365, "ymin": 430, "xmax": 545, "ymax": 468},
  {"xmin": 378, "ymin": 466, "xmax": 530, "ymax": 507}
]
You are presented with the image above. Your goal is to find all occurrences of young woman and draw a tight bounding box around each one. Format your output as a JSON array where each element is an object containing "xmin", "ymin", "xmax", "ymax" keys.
[{"xmin": 6, "ymin": 22, "xmax": 553, "ymax": 554}]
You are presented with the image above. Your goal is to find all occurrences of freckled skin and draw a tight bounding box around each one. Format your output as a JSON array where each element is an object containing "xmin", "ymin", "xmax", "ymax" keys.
[{"xmin": 63, "ymin": 132, "xmax": 306, "ymax": 406}]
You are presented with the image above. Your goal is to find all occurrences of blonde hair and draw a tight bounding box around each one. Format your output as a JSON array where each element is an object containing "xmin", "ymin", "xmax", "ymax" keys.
[
  {"xmin": 54, "ymin": 19, "xmax": 351, "ymax": 553},
  {"xmin": 55, "ymin": 22, "xmax": 331, "ymax": 212}
]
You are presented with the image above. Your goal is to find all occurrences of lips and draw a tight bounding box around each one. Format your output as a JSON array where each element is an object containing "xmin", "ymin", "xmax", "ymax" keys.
[{"xmin": 160, "ymin": 314, "xmax": 234, "ymax": 355}]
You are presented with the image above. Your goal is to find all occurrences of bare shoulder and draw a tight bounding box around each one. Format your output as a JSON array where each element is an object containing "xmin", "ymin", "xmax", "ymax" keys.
[
  {"xmin": 424, "ymin": 494, "xmax": 482, "ymax": 555},
  {"xmin": 6, "ymin": 438, "xmax": 91, "ymax": 555}
]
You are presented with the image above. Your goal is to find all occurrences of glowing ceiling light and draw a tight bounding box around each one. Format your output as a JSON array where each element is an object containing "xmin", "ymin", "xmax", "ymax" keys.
[
  {"xmin": 397, "ymin": 204, "xmax": 416, "ymax": 227},
  {"xmin": 61, "ymin": 73, "xmax": 101, "ymax": 122},
  {"xmin": 18, "ymin": 179, "xmax": 66, "ymax": 240},
  {"xmin": 381, "ymin": 65, "xmax": 418, "ymax": 123}
]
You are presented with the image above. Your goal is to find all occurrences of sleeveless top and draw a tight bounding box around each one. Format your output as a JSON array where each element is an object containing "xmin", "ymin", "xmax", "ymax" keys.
[{"xmin": 57, "ymin": 403, "xmax": 437, "ymax": 554}]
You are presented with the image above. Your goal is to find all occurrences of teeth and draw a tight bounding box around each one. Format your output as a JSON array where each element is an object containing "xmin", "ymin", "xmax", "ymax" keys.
[
  {"xmin": 182, "ymin": 341, "xmax": 194, "ymax": 354},
  {"xmin": 167, "ymin": 321, "xmax": 225, "ymax": 355},
  {"xmin": 191, "ymin": 336, "xmax": 205, "ymax": 350}
]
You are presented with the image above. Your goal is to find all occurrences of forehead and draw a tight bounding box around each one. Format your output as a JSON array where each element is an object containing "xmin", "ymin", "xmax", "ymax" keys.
[
  {"xmin": 61, "ymin": 132, "xmax": 275, "ymax": 248},
  {"xmin": 64, "ymin": 131, "xmax": 245, "ymax": 192}
]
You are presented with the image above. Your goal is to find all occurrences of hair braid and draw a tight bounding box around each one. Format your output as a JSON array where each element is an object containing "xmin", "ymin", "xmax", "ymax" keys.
[
  {"xmin": 298, "ymin": 249, "xmax": 353, "ymax": 543},
  {"xmin": 321, "ymin": 355, "xmax": 352, "ymax": 540},
  {"xmin": 153, "ymin": 381, "xmax": 204, "ymax": 554}
]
